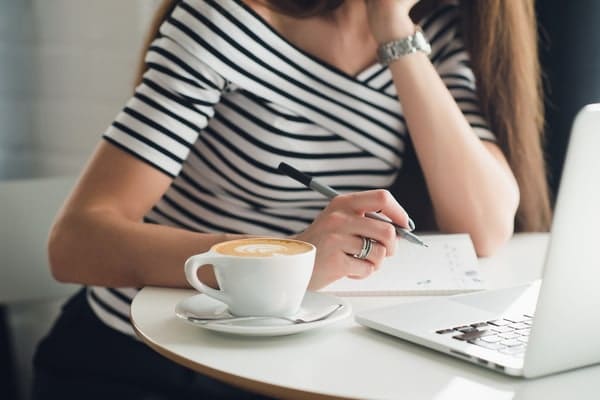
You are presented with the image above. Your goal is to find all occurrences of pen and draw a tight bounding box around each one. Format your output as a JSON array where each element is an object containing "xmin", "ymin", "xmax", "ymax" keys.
[{"xmin": 277, "ymin": 162, "xmax": 428, "ymax": 247}]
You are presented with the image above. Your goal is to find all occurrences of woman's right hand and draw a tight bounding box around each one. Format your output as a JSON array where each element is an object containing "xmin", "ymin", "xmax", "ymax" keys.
[
  {"xmin": 294, "ymin": 189, "xmax": 411, "ymax": 290},
  {"xmin": 365, "ymin": 0, "xmax": 420, "ymax": 44}
]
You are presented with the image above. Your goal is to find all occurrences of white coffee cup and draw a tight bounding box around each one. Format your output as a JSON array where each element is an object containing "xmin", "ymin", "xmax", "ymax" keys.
[{"xmin": 184, "ymin": 237, "xmax": 316, "ymax": 317}]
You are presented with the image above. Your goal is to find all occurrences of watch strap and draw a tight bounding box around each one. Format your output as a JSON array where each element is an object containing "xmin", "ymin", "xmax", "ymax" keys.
[{"xmin": 377, "ymin": 26, "xmax": 432, "ymax": 66}]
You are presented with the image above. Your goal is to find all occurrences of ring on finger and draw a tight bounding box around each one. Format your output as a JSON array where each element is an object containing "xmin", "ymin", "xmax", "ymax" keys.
[{"xmin": 353, "ymin": 237, "xmax": 374, "ymax": 260}]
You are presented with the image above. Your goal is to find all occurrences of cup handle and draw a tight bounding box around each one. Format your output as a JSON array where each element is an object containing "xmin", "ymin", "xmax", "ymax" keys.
[{"xmin": 184, "ymin": 254, "xmax": 231, "ymax": 305}]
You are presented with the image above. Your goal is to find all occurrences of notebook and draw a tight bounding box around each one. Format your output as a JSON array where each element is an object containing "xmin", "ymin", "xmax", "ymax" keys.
[
  {"xmin": 322, "ymin": 233, "xmax": 483, "ymax": 295},
  {"xmin": 354, "ymin": 104, "xmax": 600, "ymax": 378}
]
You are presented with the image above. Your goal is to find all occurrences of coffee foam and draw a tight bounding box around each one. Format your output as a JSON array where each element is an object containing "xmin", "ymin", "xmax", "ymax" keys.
[
  {"xmin": 215, "ymin": 238, "xmax": 312, "ymax": 257},
  {"xmin": 234, "ymin": 244, "xmax": 289, "ymax": 256}
]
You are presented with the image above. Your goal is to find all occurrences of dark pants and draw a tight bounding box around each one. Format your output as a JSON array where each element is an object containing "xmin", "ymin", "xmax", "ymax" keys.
[{"xmin": 33, "ymin": 289, "xmax": 274, "ymax": 400}]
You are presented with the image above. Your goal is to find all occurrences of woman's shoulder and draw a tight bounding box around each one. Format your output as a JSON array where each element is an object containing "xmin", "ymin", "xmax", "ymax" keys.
[{"xmin": 161, "ymin": 0, "xmax": 272, "ymax": 51}]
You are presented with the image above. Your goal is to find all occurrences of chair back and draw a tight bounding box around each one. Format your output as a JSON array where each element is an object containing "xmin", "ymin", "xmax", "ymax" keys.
[{"xmin": 0, "ymin": 176, "xmax": 79, "ymax": 304}]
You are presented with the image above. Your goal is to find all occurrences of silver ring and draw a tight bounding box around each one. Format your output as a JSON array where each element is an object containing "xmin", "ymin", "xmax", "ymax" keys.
[{"xmin": 354, "ymin": 237, "xmax": 374, "ymax": 260}]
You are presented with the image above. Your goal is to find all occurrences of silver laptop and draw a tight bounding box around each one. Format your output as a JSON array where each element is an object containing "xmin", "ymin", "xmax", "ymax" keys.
[{"xmin": 355, "ymin": 104, "xmax": 600, "ymax": 378}]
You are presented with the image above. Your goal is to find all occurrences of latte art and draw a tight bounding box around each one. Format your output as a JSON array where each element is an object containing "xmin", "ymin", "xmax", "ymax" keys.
[
  {"xmin": 214, "ymin": 238, "xmax": 313, "ymax": 257},
  {"xmin": 233, "ymin": 244, "xmax": 288, "ymax": 256}
]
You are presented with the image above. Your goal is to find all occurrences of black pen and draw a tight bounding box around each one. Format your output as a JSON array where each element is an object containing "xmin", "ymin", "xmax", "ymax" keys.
[{"xmin": 278, "ymin": 162, "xmax": 428, "ymax": 247}]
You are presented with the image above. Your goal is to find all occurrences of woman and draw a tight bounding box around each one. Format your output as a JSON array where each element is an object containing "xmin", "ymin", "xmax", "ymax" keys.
[{"xmin": 34, "ymin": 0, "xmax": 550, "ymax": 398}]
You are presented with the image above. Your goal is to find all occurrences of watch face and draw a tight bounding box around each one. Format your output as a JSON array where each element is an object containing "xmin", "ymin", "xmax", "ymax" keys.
[{"xmin": 413, "ymin": 31, "xmax": 432, "ymax": 55}]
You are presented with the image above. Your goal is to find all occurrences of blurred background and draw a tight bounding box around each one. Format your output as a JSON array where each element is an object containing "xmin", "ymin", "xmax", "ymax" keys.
[
  {"xmin": 0, "ymin": 0, "xmax": 160, "ymax": 179},
  {"xmin": 1, "ymin": 1, "xmax": 599, "ymax": 400},
  {"xmin": 537, "ymin": 0, "xmax": 600, "ymax": 195},
  {"xmin": 0, "ymin": 1, "xmax": 160, "ymax": 399}
]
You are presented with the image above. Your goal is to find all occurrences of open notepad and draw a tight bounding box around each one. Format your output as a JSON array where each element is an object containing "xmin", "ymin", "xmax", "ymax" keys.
[{"xmin": 321, "ymin": 234, "xmax": 484, "ymax": 296}]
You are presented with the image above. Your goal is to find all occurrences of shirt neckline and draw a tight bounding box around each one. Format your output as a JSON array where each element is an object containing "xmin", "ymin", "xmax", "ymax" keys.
[{"xmin": 230, "ymin": 0, "xmax": 382, "ymax": 82}]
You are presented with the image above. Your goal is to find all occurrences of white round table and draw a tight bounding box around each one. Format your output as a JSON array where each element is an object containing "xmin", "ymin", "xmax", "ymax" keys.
[{"xmin": 131, "ymin": 234, "xmax": 600, "ymax": 399}]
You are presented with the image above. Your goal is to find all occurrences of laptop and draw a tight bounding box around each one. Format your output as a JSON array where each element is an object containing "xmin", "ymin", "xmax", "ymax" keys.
[{"xmin": 355, "ymin": 104, "xmax": 600, "ymax": 378}]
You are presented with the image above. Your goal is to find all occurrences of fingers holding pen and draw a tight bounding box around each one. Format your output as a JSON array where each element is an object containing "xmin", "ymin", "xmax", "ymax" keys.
[
  {"xmin": 316, "ymin": 210, "xmax": 396, "ymax": 256},
  {"xmin": 279, "ymin": 164, "xmax": 422, "ymax": 288},
  {"xmin": 297, "ymin": 189, "xmax": 414, "ymax": 289},
  {"xmin": 298, "ymin": 215, "xmax": 389, "ymax": 288},
  {"xmin": 329, "ymin": 189, "xmax": 413, "ymax": 232}
]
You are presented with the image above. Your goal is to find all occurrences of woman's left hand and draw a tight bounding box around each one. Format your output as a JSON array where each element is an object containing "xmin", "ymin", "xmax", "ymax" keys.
[{"xmin": 364, "ymin": 0, "xmax": 420, "ymax": 44}]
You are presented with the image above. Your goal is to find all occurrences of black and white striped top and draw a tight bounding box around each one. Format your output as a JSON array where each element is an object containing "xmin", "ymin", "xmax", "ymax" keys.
[{"xmin": 91, "ymin": 0, "xmax": 494, "ymax": 336}]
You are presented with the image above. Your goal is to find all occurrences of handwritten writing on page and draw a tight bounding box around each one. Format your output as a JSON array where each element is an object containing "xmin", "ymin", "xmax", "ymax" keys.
[{"xmin": 321, "ymin": 234, "xmax": 484, "ymax": 296}]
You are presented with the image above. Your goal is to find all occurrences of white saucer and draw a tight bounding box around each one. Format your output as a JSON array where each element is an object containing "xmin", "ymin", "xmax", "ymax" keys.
[{"xmin": 174, "ymin": 291, "xmax": 352, "ymax": 336}]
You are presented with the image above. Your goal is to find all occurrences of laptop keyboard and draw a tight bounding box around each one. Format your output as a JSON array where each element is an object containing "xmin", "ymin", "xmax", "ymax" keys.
[{"xmin": 435, "ymin": 314, "xmax": 533, "ymax": 357}]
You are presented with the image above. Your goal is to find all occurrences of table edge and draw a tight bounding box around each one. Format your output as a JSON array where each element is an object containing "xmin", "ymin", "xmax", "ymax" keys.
[{"xmin": 130, "ymin": 310, "xmax": 350, "ymax": 400}]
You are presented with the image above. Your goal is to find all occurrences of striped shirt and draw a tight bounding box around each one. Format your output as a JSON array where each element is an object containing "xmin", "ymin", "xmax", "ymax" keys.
[{"xmin": 92, "ymin": 0, "xmax": 494, "ymax": 336}]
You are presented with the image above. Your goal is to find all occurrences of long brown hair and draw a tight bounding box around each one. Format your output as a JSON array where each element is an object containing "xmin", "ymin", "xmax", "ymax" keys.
[
  {"xmin": 137, "ymin": 0, "xmax": 551, "ymax": 232},
  {"xmin": 461, "ymin": 0, "xmax": 551, "ymax": 231}
]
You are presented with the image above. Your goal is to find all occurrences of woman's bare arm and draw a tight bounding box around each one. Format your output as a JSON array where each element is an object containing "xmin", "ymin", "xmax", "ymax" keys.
[
  {"xmin": 48, "ymin": 142, "xmax": 244, "ymax": 288},
  {"xmin": 49, "ymin": 142, "xmax": 411, "ymax": 290},
  {"xmin": 366, "ymin": 0, "xmax": 519, "ymax": 256},
  {"xmin": 390, "ymin": 55, "xmax": 519, "ymax": 256}
]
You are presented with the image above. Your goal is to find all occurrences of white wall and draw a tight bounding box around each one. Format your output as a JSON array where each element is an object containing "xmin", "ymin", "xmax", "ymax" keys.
[{"xmin": 0, "ymin": 0, "xmax": 161, "ymax": 179}]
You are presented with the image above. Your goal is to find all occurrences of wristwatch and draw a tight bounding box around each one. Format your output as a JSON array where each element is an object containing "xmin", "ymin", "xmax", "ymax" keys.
[{"xmin": 376, "ymin": 26, "xmax": 432, "ymax": 66}]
